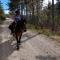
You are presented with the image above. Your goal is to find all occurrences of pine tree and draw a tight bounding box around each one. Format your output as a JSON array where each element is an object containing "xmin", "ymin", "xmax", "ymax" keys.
[
  {"xmin": 0, "ymin": 1, "xmax": 5, "ymax": 21},
  {"xmin": 9, "ymin": 0, "xmax": 20, "ymax": 11},
  {"xmin": 56, "ymin": 0, "xmax": 60, "ymax": 16},
  {"xmin": 0, "ymin": 1, "xmax": 4, "ymax": 16}
]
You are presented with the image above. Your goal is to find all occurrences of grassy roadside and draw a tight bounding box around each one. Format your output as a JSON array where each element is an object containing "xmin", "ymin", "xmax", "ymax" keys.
[
  {"xmin": 27, "ymin": 24, "xmax": 60, "ymax": 43},
  {"xmin": 0, "ymin": 20, "xmax": 4, "ymax": 24},
  {"xmin": 0, "ymin": 17, "xmax": 6, "ymax": 24}
]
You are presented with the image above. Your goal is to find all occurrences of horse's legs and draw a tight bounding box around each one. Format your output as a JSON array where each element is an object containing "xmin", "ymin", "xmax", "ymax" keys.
[
  {"xmin": 15, "ymin": 35, "xmax": 19, "ymax": 50},
  {"xmin": 19, "ymin": 32, "xmax": 22, "ymax": 44}
]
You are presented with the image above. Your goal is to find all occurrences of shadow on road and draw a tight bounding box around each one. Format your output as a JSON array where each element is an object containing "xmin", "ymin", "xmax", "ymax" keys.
[
  {"xmin": 36, "ymin": 55, "xmax": 60, "ymax": 60},
  {"xmin": 0, "ymin": 37, "xmax": 16, "ymax": 60},
  {"xmin": 0, "ymin": 26, "xmax": 3, "ymax": 44},
  {"xmin": 0, "ymin": 35, "xmax": 2, "ymax": 44},
  {"xmin": 21, "ymin": 33, "xmax": 40, "ymax": 43},
  {"xmin": 0, "ymin": 26, "xmax": 3, "ymax": 33}
]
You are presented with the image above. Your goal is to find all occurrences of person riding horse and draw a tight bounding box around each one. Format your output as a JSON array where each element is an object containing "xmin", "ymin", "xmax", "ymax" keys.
[
  {"xmin": 9, "ymin": 9, "xmax": 27, "ymax": 49},
  {"xmin": 9, "ymin": 9, "xmax": 26, "ymax": 34}
]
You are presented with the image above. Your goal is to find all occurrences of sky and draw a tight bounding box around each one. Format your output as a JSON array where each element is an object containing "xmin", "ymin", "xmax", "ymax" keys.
[
  {"xmin": 0, "ymin": 0, "xmax": 9, "ymax": 14},
  {"xmin": 0, "ymin": 0, "xmax": 57, "ymax": 14},
  {"xmin": 43, "ymin": 0, "xmax": 57, "ymax": 6}
]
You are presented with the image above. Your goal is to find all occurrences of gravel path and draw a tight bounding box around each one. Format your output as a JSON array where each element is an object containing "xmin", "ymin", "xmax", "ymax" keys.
[{"xmin": 0, "ymin": 19, "xmax": 60, "ymax": 60}]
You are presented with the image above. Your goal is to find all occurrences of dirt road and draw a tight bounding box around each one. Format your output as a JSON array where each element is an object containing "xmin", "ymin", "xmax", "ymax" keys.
[{"xmin": 0, "ymin": 18, "xmax": 60, "ymax": 60}]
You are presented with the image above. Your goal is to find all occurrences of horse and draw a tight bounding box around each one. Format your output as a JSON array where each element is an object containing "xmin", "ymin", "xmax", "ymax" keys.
[
  {"xmin": 9, "ymin": 18, "xmax": 26, "ymax": 50},
  {"xmin": 15, "ymin": 18, "xmax": 26, "ymax": 50}
]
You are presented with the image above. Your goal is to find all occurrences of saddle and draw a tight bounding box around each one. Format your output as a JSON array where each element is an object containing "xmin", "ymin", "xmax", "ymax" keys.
[{"xmin": 8, "ymin": 19, "xmax": 26, "ymax": 34}]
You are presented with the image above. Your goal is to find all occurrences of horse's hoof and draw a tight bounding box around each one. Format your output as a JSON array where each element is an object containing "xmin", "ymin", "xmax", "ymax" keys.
[
  {"xmin": 18, "ymin": 41, "xmax": 21, "ymax": 44},
  {"xmin": 17, "ymin": 47, "xmax": 19, "ymax": 50}
]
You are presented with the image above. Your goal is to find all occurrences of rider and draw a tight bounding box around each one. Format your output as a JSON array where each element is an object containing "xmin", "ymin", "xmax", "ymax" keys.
[
  {"xmin": 14, "ymin": 9, "xmax": 27, "ymax": 32},
  {"xmin": 14, "ymin": 9, "xmax": 23, "ymax": 33},
  {"xmin": 9, "ymin": 9, "xmax": 26, "ymax": 34},
  {"xmin": 14, "ymin": 9, "xmax": 22, "ymax": 23}
]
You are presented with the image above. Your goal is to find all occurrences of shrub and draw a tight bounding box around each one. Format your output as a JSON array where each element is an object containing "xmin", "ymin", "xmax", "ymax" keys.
[{"xmin": 0, "ymin": 15, "xmax": 6, "ymax": 21}]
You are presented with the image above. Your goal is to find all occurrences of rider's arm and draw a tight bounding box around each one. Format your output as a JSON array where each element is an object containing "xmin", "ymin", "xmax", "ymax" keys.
[{"xmin": 14, "ymin": 15, "xmax": 17, "ymax": 23}]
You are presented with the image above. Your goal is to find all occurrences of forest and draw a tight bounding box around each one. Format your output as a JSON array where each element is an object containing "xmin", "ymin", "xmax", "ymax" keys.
[{"xmin": 0, "ymin": 0, "xmax": 60, "ymax": 35}]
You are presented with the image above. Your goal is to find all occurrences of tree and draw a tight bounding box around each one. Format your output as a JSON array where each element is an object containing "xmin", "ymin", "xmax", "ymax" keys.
[
  {"xmin": 56, "ymin": 0, "xmax": 60, "ymax": 16},
  {"xmin": 0, "ymin": 1, "xmax": 5, "ymax": 21},
  {"xmin": 0, "ymin": 1, "xmax": 4, "ymax": 16},
  {"xmin": 9, "ymin": 0, "xmax": 20, "ymax": 11},
  {"xmin": 51, "ymin": 0, "xmax": 55, "ymax": 31}
]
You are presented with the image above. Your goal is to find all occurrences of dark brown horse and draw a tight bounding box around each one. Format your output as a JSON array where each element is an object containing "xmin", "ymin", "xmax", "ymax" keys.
[
  {"xmin": 9, "ymin": 18, "xmax": 26, "ymax": 50},
  {"xmin": 15, "ymin": 18, "xmax": 26, "ymax": 50}
]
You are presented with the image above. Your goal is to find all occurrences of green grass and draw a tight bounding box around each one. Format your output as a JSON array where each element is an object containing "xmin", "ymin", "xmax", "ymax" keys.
[
  {"xmin": 0, "ymin": 16, "xmax": 6, "ymax": 24},
  {"xmin": 27, "ymin": 24, "xmax": 55, "ymax": 36},
  {"xmin": 27, "ymin": 24, "xmax": 60, "ymax": 43},
  {"xmin": 50, "ymin": 35, "xmax": 60, "ymax": 43},
  {"xmin": 0, "ymin": 20, "xmax": 3, "ymax": 24}
]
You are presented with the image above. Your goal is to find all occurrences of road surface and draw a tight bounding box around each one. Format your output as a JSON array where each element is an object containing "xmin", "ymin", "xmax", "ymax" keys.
[{"xmin": 0, "ymin": 18, "xmax": 60, "ymax": 60}]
